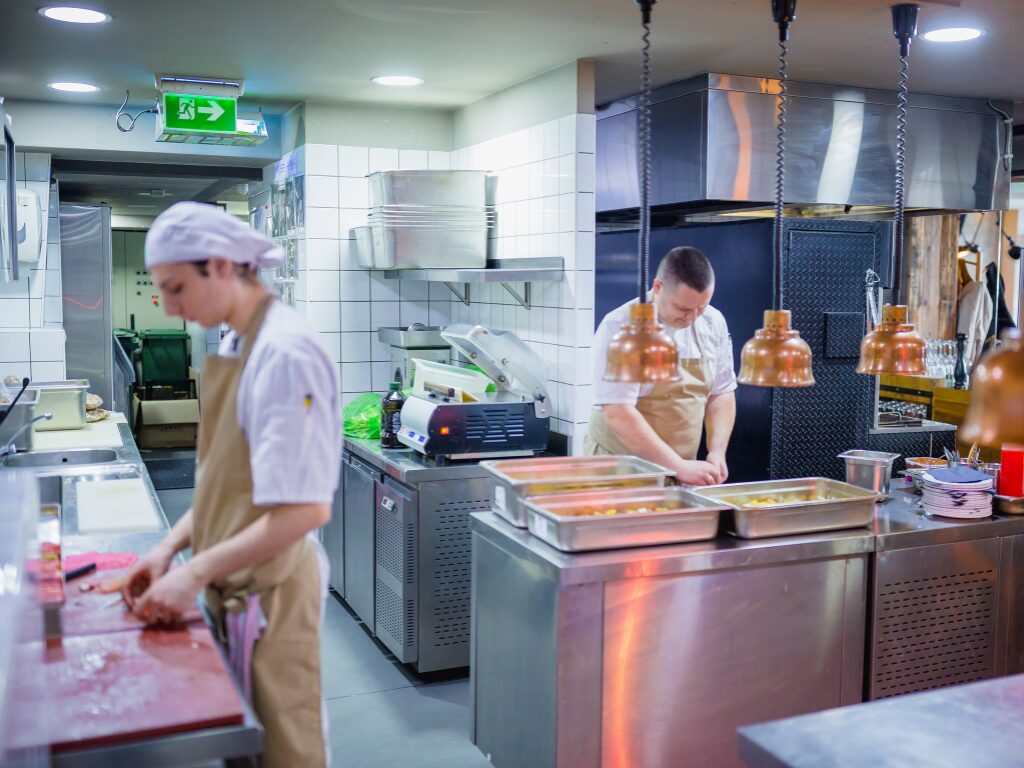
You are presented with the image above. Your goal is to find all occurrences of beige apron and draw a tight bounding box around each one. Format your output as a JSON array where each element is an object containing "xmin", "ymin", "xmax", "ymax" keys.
[
  {"xmin": 585, "ymin": 321, "xmax": 714, "ymax": 460},
  {"xmin": 193, "ymin": 294, "xmax": 327, "ymax": 768}
]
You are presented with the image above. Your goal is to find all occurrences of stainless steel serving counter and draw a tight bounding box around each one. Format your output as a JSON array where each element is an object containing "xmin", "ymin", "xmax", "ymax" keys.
[
  {"xmin": 739, "ymin": 673, "xmax": 1024, "ymax": 768},
  {"xmin": 471, "ymin": 487, "xmax": 1024, "ymax": 767},
  {"xmin": 5, "ymin": 423, "xmax": 262, "ymax": 768}
]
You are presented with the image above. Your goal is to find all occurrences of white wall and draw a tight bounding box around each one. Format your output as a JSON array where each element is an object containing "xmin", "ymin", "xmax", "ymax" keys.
[{"xmin": 0, "ymin": 153, "xmax": 66, "ymax": 381}]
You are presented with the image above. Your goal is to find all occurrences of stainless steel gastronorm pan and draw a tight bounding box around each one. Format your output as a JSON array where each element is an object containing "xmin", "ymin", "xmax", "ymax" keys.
[
  {"xmin": 691, "ymin": 477, "xmax": 879, "ymax": 539},
  {"xmin": 481, "ymin": 455, "xmax": 673, "ymax": 528},
  {"xmin": 524, "ymin": 486, "xmax": 727, "ymax": 552}
]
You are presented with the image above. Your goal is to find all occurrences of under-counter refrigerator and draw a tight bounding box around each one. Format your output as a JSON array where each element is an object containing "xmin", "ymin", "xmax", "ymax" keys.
[{"xmin": 59, "ymin": 204, "xmax": 113, "ymax": 407}]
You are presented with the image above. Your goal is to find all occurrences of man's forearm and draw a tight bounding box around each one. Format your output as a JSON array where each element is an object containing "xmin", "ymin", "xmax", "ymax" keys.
[
  {"xmin": 601, "ymin": 404, "xmax": 688, "ymax": 472},
  {"xmin": 187, "ymin": 503, "xmax": 330, "ymax": 586},
  {"xmin": 705, "ymin": 392, "xmax": 736, "ymax": 455}
]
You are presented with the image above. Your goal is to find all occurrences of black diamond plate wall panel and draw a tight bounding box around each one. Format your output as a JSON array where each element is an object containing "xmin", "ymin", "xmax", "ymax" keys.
[
  {"xmin": 825, "ymin": 312, "xmax": 866, "ymax": 359},
  {"xmin": 863, "ymin": 429, "xmax": 957, "ymax": 475},
  {"xmin": 771, "ymin": 220, "xmax": 891, "ymax": 480}
]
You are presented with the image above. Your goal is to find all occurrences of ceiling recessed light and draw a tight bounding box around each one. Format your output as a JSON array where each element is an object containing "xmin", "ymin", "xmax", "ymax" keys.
[
  {"xmin": 922, "ymin": 27, "xmax": 984, "ymax": 42},
  {"xmin": 48, "ymin": 81, "xmax": 98, "ymax": 92},
  {"xmin": 371, "ymin": 75, "xmax": 424, "ymax": 87},
  {"xmin": 39, "ymin": 6, "xmax": 111, "ymax": 23}
]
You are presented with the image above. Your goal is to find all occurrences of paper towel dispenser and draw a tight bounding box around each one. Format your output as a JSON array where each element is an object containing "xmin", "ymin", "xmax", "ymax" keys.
[{"xmin": 16, "ymin": 188, "xmax": 43, "ymax": 263}]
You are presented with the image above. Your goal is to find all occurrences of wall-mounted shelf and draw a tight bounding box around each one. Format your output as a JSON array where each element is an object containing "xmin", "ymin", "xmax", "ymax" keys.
[{"xmin": 382, "ymin": 258, "xmax": 563, "ymax": 309}]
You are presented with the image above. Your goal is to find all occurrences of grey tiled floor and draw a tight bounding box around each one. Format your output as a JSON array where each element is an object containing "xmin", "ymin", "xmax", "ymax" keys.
[{"xmin": 152, "ymin": 475, "xmax": 489, "ymax": 767}]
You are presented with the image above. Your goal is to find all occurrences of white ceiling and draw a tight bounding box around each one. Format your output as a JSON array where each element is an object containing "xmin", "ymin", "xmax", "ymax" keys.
[{"xmin": 3, "ymin": 0, "xmax": 1022, "ymax": 112}]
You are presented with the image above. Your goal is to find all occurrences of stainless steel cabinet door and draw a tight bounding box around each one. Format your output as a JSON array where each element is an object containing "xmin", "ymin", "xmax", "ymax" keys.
[
  {"xmin": 342, "ymin": 454, "xmax": 378, "ymax": 626},
  {"xmin": 322, "ymin": 460, "xmax": 345, "ymax": 595}
]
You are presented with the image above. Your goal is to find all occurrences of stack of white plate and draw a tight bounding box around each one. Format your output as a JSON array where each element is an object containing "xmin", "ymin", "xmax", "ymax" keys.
[{"xmin": 920, "ymin": 467, "xmax": 994, "ymax": 519}]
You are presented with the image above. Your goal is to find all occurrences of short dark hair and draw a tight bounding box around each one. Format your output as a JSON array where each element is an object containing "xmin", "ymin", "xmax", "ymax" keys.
[{"xmin": 656, "ymin": 246, "xmax": 714, "ymax": 292}]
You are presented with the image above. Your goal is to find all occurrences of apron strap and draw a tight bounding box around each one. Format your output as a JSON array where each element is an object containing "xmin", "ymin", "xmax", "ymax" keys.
[{"xmin": 237, "ymin": 293, "xmax": 278, "ymax": 366}]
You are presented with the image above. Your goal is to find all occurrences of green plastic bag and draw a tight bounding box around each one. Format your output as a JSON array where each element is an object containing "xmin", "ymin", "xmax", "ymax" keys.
[{"xmin": 343, "ymin": 392, "xmax": 382, "ymax": 439}]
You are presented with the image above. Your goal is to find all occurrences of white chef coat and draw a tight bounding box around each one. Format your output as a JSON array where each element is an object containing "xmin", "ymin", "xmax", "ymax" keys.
[
  {"xmin": 218, "ymin": 301, "xmax": 341, "ymax": 506},
  {"xmin": 592, "ymin": 297, "xmax": 737, "ymax": 405},
  {"xmin": 957, "ymin": 280, "xmax": 993, "ymax": 367}
]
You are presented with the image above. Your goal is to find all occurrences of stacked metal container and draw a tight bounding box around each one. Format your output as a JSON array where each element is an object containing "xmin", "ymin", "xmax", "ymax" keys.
[{"xmin": 352, "ymin": 170, "xmax": 493, "ymax": 269}]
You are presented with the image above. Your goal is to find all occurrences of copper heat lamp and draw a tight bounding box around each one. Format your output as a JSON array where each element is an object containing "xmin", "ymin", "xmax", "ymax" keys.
[
  {"xmin": 961, "ymin": 330, "xmax": 1024, "ymax": 446},
  {"xmin": 855, "ymin": 4, "xmax": 927, "ymax": 376},
  {"xmin": 736, "ymin": 0, "xmax": 815, "ymax": 388},
  {"xmin": 604, "ymin": 0, "xmax": 680, "ymax": 383}
]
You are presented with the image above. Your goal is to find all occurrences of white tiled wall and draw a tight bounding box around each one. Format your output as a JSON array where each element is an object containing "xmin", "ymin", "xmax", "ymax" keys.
[
  {"xmin": 298, "ymin": 143, "xmax": 453, "ymax": 405},
  {"xmin": 270, "ymin": 115, "xmax": 598, "ymax": 453},
  {"xmin": 450, "ymin": 114, "xmax": 597, "ymax": 452},
  {"xmin": 0, "ymin": 154, "xmax": 67, "ymax": 380}
]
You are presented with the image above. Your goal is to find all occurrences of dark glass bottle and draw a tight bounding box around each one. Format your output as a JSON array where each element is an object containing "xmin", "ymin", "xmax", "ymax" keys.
[
  {"xmin": 953, "ymin": 332, "xmax": 968, "ymax": 390},
  {"xmin": 380, "ymin": 380, "xmax": 406, "ymax": 449}
]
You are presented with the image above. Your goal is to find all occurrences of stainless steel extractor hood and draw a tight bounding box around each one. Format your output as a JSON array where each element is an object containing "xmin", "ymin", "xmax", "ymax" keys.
[{"xmin": 596, "ymin": 73, "xmax": 1013, "ymax": 216}]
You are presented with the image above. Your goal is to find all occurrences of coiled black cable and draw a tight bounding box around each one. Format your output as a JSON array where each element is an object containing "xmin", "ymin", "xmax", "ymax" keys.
[
  {"xmin": 892, "ymin": 52, "xmax": 909, "ymax": 300},
  {"xmin": 637, "ymin": 16, "xmax": 653, "ymax": 303},
  {"xmin": 773, "ymin": 39, "xmax": 789, "ymax": 310}
]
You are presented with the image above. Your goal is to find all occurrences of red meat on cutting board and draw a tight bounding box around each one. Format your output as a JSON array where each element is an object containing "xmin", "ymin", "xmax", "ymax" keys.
[{"xmin": 6, "ymin": 625, "xmax": 245, "ymax": 752}]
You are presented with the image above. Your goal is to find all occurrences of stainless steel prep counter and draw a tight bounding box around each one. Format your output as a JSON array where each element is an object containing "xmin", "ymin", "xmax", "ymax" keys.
[
  {"xmin": 739, "ymin": 673, "xmax": 1024, "ymax": 768},
  {"xmin": 4, "ymin": 422, "xmax": 262, "ymax": 768},
  {"xmin": 471, "ymin": 487, "xmax": 1024, "ymax": 768}
]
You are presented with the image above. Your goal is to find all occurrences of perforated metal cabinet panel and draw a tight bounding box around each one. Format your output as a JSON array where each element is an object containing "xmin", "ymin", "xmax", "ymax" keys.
[
  {"xmin": 374, "ymin": 478, "xmax": 418, "ymax": 664},
  {"xmin": 417, "ymin": 477, "xmax": 493, "ymax": 672},
  {"xmin": 869, "ymin": 538, "xmax": 1000, "ymax": 700},
  {"xmin": 771, "ymin": 219, "xmax": 891, "ymax": 480}
]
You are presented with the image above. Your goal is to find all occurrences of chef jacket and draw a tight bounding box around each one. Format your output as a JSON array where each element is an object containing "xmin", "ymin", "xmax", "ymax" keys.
[
  {"xmin": 218, "ymin": 301, "xmax": 340, "ymax": 506},
  {"xmin": 592, "ymin": 297, "xmax": 737, "ymax": 406}
]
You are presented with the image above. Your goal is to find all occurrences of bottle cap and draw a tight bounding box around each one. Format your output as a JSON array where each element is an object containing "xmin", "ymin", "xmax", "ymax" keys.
[{"xmin": 388, "ymin": 381, "xmax": 402, "ymax": 392}]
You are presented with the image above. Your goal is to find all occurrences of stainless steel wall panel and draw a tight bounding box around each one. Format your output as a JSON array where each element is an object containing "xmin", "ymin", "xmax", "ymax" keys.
[
  {"xmin": 869, "ymin": 539, "xmax": 1001, "ymax": 700},
  {"xmin": 59, "ymin": 204, "xmax": 113, "ymax": 404},
  {"xmin": 416, "ymin": 477, "xmax": 492, "ymax": 672},
  {"xmin": 600, "ymin": 557, "xmax": 867, "ymax": 768}
]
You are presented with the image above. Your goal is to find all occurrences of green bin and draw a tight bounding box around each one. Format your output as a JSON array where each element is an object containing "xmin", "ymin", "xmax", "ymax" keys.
[{"xmin": 139, "ymin": 329, "xmax": 190, "ymax": 383}]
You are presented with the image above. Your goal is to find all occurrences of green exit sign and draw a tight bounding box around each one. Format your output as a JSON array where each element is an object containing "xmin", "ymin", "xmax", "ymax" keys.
[{"xmin": 162, "ymin": 93, "xmax": 237, "ymax": 134}]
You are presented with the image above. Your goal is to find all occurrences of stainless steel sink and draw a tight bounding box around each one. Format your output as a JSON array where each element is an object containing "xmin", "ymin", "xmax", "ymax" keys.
[{"xmin": 3, "ymin": 448, "xmax": 119, "ymax": 468}]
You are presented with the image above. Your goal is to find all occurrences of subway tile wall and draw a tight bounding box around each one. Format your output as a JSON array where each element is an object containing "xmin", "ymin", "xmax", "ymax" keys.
[
  {"xmin": 0, "ymin": 153, "xmax": 66, "ymax": 381},
  {"xmin": 450, "ymin": 114, "xmax": 597, "ymax": 452},
  {"xmin": 276, "ymin": 115, "xmax": 597, "ymax": 452}
]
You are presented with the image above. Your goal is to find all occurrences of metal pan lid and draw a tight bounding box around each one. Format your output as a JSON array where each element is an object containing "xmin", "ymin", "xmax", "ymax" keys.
[{"xmin": 441, "ymin": 324, "xmax": 549, "ymax": 407}]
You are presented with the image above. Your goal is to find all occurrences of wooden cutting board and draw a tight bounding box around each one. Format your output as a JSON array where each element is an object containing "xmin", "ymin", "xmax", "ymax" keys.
[{"xmin": 7, "ymin": 625, "xmax": 245, "ymax": 753}]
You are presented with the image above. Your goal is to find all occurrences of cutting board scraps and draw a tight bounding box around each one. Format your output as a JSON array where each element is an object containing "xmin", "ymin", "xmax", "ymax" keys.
[
  {"xmin": 26, "ymin": 551, "xmax": 138, "ymax": 575},
  {"xmin": 6, "ymin": 625, "xmax": 245, "ymax": 753},
  {"xmin": 75, "ymin": 477, "xmax": 160, "ymax": 533}
]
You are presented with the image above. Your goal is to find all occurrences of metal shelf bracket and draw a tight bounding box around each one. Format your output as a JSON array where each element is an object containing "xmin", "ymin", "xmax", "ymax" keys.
[
  {"xmin": 445, "ymin": 282, "xmax": 471, "ymax": 306},
  {"xmin": 501, "ymin": 282, "xmax": 532, "ymax": 310}
]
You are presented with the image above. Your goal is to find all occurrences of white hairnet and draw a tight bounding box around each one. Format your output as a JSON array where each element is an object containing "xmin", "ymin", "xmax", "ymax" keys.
[{"xmin": 145, "ymin": 201, "xmax": 283, "ymax": 270}]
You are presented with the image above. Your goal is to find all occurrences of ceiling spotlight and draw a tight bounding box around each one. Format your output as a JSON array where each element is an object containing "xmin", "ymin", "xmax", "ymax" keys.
[
  {"xmin": 371, "ymin": 75, "xmax": 424, "ymax": 87},
  {"xmin": 922, "ymin": 27, "xmax": 983, "ymax": 42},
  {"xmin": 48, "ymin": 81, "xmax": 98, "ymax": 92},
  {"xmin": 39, "ymin": 6, "xmax": 111, "ymax": 23}
]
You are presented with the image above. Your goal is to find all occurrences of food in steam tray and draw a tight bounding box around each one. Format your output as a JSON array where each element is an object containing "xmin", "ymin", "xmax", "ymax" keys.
[
  {"xmin": 576, "ymin": 506, "xmax": 670, "ymax": 517},
  {"xmin": 728, "ymin": 493, "xmax": 838, "ymax": 508}
]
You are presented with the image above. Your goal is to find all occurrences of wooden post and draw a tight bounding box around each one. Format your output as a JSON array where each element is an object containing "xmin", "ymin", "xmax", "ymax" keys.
[{"xmin": 906, "ymin": 215, "xmax": 959, "ymax": 340}]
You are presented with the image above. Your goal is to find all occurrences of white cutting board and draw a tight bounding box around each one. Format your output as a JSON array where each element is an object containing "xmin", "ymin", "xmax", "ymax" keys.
[
  {"xmin": 75, "ymin": 477, "xmax": 161, "ymax": 533},
  {"xmin": 32, "ymin": 413, "xmax": 126, "ymax": 451}
]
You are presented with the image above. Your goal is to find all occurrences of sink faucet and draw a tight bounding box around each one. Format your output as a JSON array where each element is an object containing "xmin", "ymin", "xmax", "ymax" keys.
[{"xmin": 1, "ymin": 413, "xmax": 53, "ymax": 457}]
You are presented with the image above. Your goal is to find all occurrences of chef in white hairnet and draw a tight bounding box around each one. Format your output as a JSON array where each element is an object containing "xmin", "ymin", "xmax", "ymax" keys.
[{"xmin": 122, "ymin": 201, "xmax": 338, "ymax": 768}]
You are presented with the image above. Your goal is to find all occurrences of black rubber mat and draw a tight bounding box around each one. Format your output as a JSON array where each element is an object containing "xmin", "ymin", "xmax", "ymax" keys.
[{"xmin": 144, "ymin": 458, "xmax": 196, "ymax": 491}]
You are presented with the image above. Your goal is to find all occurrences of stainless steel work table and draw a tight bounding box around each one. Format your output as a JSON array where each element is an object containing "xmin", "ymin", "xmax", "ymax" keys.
[
  {"xmin": 343, "ymin": 436, "xmax": 495, "ymax": 482},
  {"xmin": 7, "ymin": 423, "xmax": 262, "ymax": 768},
  {"xmin": 470, "ymin": 489, "xmax": 1024, "ymax": 768},
  {"xmin": 739, "ymin": 673, "xmax": 1024, "ymax": 767}
]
